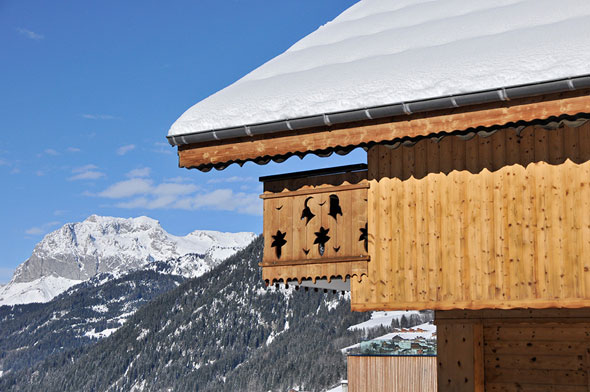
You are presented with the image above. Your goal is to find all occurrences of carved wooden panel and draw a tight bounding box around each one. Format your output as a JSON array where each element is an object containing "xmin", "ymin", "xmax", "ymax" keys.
[
  {"xmin": 262, "ymin": 185, "xmax": 368, "ymax": 265},
  {"xmin": 260, "ymin": 170, "xmax": 369, "ymax": 283}
]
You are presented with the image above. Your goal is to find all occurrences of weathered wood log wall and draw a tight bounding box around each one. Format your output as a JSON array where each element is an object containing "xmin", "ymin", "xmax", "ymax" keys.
[
  {"xmin": 352, "ymin": 122, "xmax": 590, "ymax": 311},
  {"xmin": 436, "ymin": 309, "xmax": 590, "ymax": 392},
  {"xmin": 261, "ymin": 171, "xmax": 369, "ymax": 284},
  {"xmin": 347, "ymin": 355, "xmax": 437, "ymax": 392},
  {"xmin": 437, "ymin": 322, "xmax": 484, "ymax": 392}
]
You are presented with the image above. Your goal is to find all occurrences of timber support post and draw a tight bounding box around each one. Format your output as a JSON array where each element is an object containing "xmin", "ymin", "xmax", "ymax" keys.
[{"xmin": 436, "ymin": 314, "xmax": 484, "ymax": 392}]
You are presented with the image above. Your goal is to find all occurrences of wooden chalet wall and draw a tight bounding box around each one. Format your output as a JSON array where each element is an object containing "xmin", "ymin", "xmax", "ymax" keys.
[
  {"xmin": 436, "ymin": 309, "xmax": 590, "ymax": 392},
  {"xmin": 352, "ymin": 121, "xmax": 590, "ymax": 311},
  {"xmin": 261, "ymin": 170, "xmax": 369, "ymax": 284},
  {"xmin": 347, "ymin": 355, "xmax": 437, "ymax": 392}
]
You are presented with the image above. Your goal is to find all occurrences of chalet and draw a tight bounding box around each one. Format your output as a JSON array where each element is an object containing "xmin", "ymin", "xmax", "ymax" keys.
[{"xmin": 167, "ymin": 1, "xmax": 590, "ymax": 391}]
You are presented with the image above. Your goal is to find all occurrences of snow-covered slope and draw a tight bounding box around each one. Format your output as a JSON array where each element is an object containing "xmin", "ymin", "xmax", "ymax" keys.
[
  {"xmin": 347, "ymin": 310, "xmax": 426, "ymax": 331},
  {"xmin": 169, "ymin": 0, "xmax": 590, "ymax": 137},
  {"xmin": 0, "ymin": 276, "xmax": 83, "ymax": 307},
  {"xmin": 0, "ymin": 215, "xmax": 255, "ymax": 306}
]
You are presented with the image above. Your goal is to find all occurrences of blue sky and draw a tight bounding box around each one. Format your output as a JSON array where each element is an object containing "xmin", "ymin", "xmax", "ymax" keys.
[{"xmin": 0, "ymin": 0, "xmax": 365, "ymax": 282}]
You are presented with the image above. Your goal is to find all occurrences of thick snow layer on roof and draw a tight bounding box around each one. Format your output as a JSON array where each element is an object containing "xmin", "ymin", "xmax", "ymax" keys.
[{"xmin": 169, "ymin": 0, "xmax": 590, "ymax": 137}]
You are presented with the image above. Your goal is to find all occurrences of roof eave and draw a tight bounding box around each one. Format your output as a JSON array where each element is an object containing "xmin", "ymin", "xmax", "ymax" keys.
[{"xmin": 167, "ymin": 74, "xmax": 590, "ymax": 147}]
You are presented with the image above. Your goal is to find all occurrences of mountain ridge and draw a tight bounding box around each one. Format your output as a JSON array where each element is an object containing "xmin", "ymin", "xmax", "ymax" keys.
[{"xmin": 0, "ymin": 215, "xmax": 255, "ymax": 306}]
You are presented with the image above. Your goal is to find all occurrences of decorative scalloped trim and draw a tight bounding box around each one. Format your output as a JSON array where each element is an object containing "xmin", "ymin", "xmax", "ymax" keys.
[
  {"xmin": 187, "ymin": 114, "xmax": 590, "ymax": 172},
  {"xmin": 264, "ymin": 272, "xmax": 368, "ymax": 287}
]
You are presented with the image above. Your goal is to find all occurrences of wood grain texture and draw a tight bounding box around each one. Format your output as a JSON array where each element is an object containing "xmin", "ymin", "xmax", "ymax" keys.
[
  {"xmin": 437, "ymin": 322, "xmax": 484, "ymax": 392},
  {"xmin": 353, "ymin": 122, "xmax": 590, "ymax": 311},
  {"xmin": 437, "ymin": 309, "xmax": 590, "ymax": 392},
  {"xmin": 177, "ymin": 90, "xmax": 590, "ymax": 169},
  {"xmin": 347, "ymin": 355, "xmax": 437, "ymax": 392},
  {"xmin": 261, "ymin": 171, "xmax": 369, "ymax": 284}
]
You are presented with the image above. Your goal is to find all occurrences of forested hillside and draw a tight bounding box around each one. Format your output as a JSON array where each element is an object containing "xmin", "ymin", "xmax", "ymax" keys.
[
  {"xmin": 0, "ymin": 270, "xmax": 183, "ymax": 373},
  {"xmin": 0, "ymin": 236, "xmax": 374, "ymax": 392}
]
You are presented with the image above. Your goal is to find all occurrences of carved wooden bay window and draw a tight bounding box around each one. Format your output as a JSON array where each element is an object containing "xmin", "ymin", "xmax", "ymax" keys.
[{"xmin": 259, "ymin": 164, "xmax": 369, "ymax": 286}]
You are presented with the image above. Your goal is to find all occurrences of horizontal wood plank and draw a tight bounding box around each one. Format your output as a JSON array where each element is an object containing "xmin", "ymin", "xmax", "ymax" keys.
[
  {"xmin": 484, "ymin": 340, "xmax": 584, "ymax": 356},
  {"xmin": 484, "ymin": 354, "xmax": 585, "ymax": 371},
  {"xmin": 485, "ymin": 368, "xmax": 587, "ymax": 386},
  {"xmin": 486, "ymin": 382, "xmax": 587, "ymax": 392}
]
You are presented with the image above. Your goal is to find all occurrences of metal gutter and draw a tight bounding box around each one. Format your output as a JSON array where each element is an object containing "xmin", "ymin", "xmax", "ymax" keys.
[{"xmin": 167, "ymin": 74, "xmax": 590, "ymax": 147}]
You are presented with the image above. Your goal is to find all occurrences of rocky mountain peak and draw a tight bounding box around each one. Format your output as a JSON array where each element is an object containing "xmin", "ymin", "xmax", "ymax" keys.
[{"xmin": 0, "ymin": 215, "xmax": 256, "ymax": 306}]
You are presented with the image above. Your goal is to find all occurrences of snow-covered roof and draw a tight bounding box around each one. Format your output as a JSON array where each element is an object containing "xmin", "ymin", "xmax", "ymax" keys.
[{"xmin": 168, "ymin": 0, "xmax": 590, "ymax": 139}]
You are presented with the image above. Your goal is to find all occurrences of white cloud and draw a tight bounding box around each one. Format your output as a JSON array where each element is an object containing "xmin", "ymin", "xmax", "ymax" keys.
[
  {"xmin": 93, "ymin": 176, "xmax": 259, "ymax": 215},
  {"xmin": 67, "ymin": 147, "xmax": 81, "ymax": 152},
  {"xmin": 115, "ymin": 197, "xmax": 150, "ymax": 209},
  {"xmin": 180, "ymin": 189, "xmax": 262, "ymax": 215},
  {"xmin": 207, "ymin": 176, "xmax": 255, "ymax": 184},
  {"xmin": 98, "ymin": 178, "xmax": 153, "ymax": 198},
  {"xmin": 0, "ymin": 158, "xmax": 9, "ymax": 166},
  {"xmin": 96, "ymin": 178, "xmax": 197, "ymax": 209},
  {"xmin": 72, "ymin": 164, "xmax": 98, "ymax": 173},
  {"xmin": 240, "ymin": 184, "xmax": 258, "ymax": 191},
  {"xmin": 116, "ymin": 195, "xmax": 178, "ymax": 210},
  {"xmin": 17, "ymin": 28, "xmax": 44, "ymax": 40},
  {"xmin": 36, "ymin": 170, "xmax": 45, "ymax": 176},
  {"xmin": 126, "ymin": 167, "xmax": 151, "ymax": 178},
  {"xmin": 69, "ymin": 171, "xmax": 105, "ymax": 181},
  {"xmin": 117, "ymin": 144, "xmax": 135, "ymax": 156},
  {"xmin": 68, "ymin": 164, "xmax": 105, "ymax": 181},
  {"xmin": 45, "ymin": 148, "xmax": 59, "ymax": 156},
  {"xmin": 25, "ymin": 221, "xmax": 60, "ymax": 236},
  {"xmin": 82, "ymin": 114, "xmax": 116, "ymax": 120},
  {"xmin": 152, "ymin": 183, "xmax": 198, "ymax": 196},
  {"xmin": 166, "ymin": 176, "xmax": 193, "ymax": 183},
  {"xmin": 153, "ymin": 142, "xmax": 173, "ymax": 155}
]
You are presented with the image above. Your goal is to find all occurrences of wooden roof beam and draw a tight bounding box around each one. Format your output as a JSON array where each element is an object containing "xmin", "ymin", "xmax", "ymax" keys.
[{"xmin": 177, "ymin": 89, "xmax": 590, "ymax": 169}]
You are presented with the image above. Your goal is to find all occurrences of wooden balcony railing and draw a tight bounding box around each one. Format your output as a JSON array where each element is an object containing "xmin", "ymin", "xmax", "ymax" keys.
[{"xmin": 259, "ymin": 164, "xmax": 369, "ymax": 285}]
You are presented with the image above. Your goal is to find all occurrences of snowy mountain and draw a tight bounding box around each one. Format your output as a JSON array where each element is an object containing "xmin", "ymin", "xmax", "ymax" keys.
[{"xmin": 0, "ymin": 215, "xmax": 255, "ymax": 306}]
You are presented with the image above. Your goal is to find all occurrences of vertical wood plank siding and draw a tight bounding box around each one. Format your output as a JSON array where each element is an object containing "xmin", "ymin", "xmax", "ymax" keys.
[
  {"xmin": 353, "ymin": 123, "xmax": 590, "ymax": 310},
  {"xmin": 347, "ymin": 355, "xmax": 437, "ymax": 392}
]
